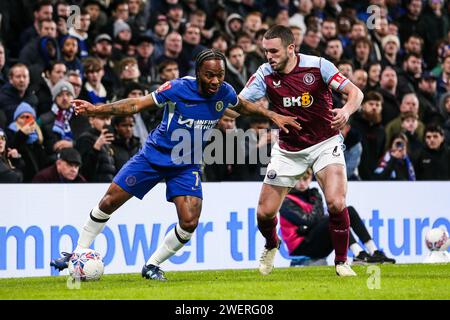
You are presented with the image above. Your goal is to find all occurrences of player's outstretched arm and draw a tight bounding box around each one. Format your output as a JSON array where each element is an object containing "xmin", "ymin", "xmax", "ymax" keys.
[
  {"xmin": 330, "ymin": 81, "xmax": 364, "ymax": 130},
  {"xmin": 235, "ymin": 95, "xmax": 302, "ymax": 133},
  {"xmin": 72, "ymin": 94, "xmax": 157, "ymax": 117}
]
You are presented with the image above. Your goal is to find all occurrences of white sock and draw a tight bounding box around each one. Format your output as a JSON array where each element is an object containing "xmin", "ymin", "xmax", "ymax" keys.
[
  {"xmin": 364, "ymin": 240, "xmax": 378, "ymax": 255},
  {"xmin": 75, "ymin": 205, "xmax": 110, "ymax": 251},
  {"xmin": 146, "ymin": 224, "xmax": 193, "ymax": 266},
  {"xmin": 350, "ymin": 243, "xmax": 363, "ymax": 257}
]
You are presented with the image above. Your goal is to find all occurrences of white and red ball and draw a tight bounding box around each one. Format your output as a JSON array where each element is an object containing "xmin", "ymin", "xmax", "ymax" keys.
[
  {"xmin": 68, "ymin": 249, "xmax": 104, "ymax": 281},
  {"xmin": 425, "ymin": 228, "xmax": 449, "ymax": 251}
]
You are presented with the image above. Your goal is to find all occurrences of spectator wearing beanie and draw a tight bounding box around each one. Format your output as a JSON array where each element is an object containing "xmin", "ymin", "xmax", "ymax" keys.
[
  {"xmin": 5, "ymin": 102, "xmax": 49, "ymax": 182},
  {"xmin": 38, "ymin": 80, "xmax": 76, "ymax": 160}
]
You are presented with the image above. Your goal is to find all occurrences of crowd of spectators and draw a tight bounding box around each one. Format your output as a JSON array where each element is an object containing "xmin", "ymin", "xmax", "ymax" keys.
[{"xmin": 0, "ymin": 0, "xmax": 449, "ymax": 183}]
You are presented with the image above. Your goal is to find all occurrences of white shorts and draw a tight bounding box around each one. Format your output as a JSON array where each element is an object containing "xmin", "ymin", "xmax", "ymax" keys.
[{"xmin": 264, "ymin": 134, "xmax": 346, "ymax": 187}]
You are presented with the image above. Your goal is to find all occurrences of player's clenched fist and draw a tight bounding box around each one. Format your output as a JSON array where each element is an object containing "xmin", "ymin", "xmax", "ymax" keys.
[{"xmin": 72, "ymin": 99, "xmax": 97, "ymax": 116}]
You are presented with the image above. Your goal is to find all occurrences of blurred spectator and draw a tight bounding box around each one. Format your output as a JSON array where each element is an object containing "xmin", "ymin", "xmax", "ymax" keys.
[
  {"xmin": 112, "ymin": 19, "xmax": 133, "ymax": 61},
  {"xmin": 324, "ymin": 37, "xmax": 344, "ymax": 64},
  {"xmin": 374, "ymin": 132, "xmax": 416, "ymax": 181},
  {"xmin": 385, "ymin": 93, "xmax": 424, "ymax": 150},
  {"xmin": 400, "ymin": 111, "xmax": 424, "ymax": 163},
  {"xmin": 352, "ymin": 37, "xmax": 372, "ymax": 70},
  {"xmin": 166, "ymin": 3, "xmax": 185, "ymax": 33},
  {"xmin": 68, "ymin": 7, "xmax": 91, "ymax": 59},
  {"xmin": 66, "ymin": 71, "xmax": 90, "ymax": 141},
  {"xmin": 55, "ymin": 1, "xmax": 70, "ymax": 40},
  {"xmin": 180, "ymin": 24, "xmax": 207, "ymax": 74},
  {"xmin": 289, "ymin": 0, "xmax": 313, "ymax": 33},
  {"xmin": 225, "ymin": 45, "xmax": 249, "ymax": 93},
  {"xmin": 80, "ymin": 57, "xmax": 109, "ymax": 105},
  {"xmin": 0, "ymin": 42, "xmax": 6, "ymax": 88},
  {"xmin": 60, "ymin": 36, "xmax": 83, "ymax": 75},
  {"xmin": 289, "ymin": 26, "xmax": 304, "ymax": 54},
  {"xmin": 0, "ymin": 128, "xmax": 24, "ymax": 183},
  {"xmin": 147, "ymin": 15, "xmax": 170, "ymax": 59},
  {"xmin": 0, "ymin": 64, "xmax": 38, "ymax": 125},
  {"xmin": 417, "ymin": 0, "xmax": 449, "ymax": 68},
  {"xmin": 66, "ymin": 71, "xmax": 82, "ymax": 99},
  {"xmin": 19, "ymin": 1, "xmax": 53, "ymax": 49},
  {"xmin": 5, "ymin": 102, "xmax": 49, "ymax": 182},
  {"xmin": 135, "ymin": 35, "xmax": 156, "ymax": 84},
  {"xmin": 321, "ymin": 18, "xmax": 338, "ymax": 44},
  {"xmin": 377, "ymin": 66, "xmax": 401, "ymax": 125},
  {"xmin": 19, "ymin": 18, "xmax": 58, "ymax": 72},
  {"xmin": 342, "ymin": 122, "xmax": 362, "ymax": 181},
  {"xmin": 415, "ymin": 124, "xmax": 450, "ymax": 180},
  {"xmin": 84, "ymin": 0, "xmax": 108, "ymax": 40},
  {"xmin": 417, "ymin": 72, "xmax": 442, "ymax": 125},
  {"xmin": 110, "ymin": 115, "xmax": 141, "ymax": 170},
  {"xmin": 117, "ymin": 57, "xmax": 146, "ymax": 97},
  {"xmin": 32, "ymin": 147, "xmax": 86, "ymax": 183},
  {"xmin": 210, "ymin": 31, "xmax": 230, "ymax": 55},
  {"xmin": 243, "ymin": 12, "xmax": 263, "ymax": 40},
  {"xmin": 76, "ymin": 114, "xmax": 116, "ymax": 182},
  {"xmin": 397, "ymin": 52, "xmax": 422, "ymax": 98},
  {"xmin": 366, "ymin": 62, "xmax": 382, "ymax": 92},
  {"xmin": 236, "ymin": 32, "xmax": 255, "ymax": 55},
  {"xmin": 225, "ymin": 14, "xmax": 244, "ymax": 43},
  {"xmin": 100, "ymin": 0, "xmax": 129, "ymax": 39},
  {"xmin": 33, "ymin": 61, "xmax": 67, "ymax": 117},
  {"xmin": 343, "ymin": 21, "xmax": 369, "ymax": 59},
  {"xmin": 300, "ymin": 27, "xmax": 321, "ymax": 56},
  {"xmin": 188, "ymin": 9, "xmax": 210, "ymax": 43},
  {"xmin": 402, "ymin": 34, "xmax": 424, "ymax": 59},
  {"xmin": 127, "ymin": 0, "xmax": 149, "ymax": 35},
  {"xmin": 38, "ymin": 80, "xmax": 75, "ymax": 158},
  {"xmin": 439, "ymin": 93, "xmax": 450, "ymax": 145},
  {"xmin": 398, "ymin": 0, "xmax": 423, "ymax": 44},
  {"xmin": 92, "ymin": 33, "xmax": 121, "ymax": 94},
  {"xmin": 351, "ymin": 91, "xmax": 386, "ymax": 180},
  {"xmin": 279, "ymin": 169, "xmax": 395, "ymax": 264},
  {"xmin": 381, "ymin": 34, "xmax": 401, "ymax": 68},
  {"xmin": 437, "ymin": 54, "xmax": 450, "ymax": 99},
  {"xmin": 154, "ymin": 31, "xmax": 187, "ymax": 76},
  {"xmin": 351, "ymin": 69, "xmax": 368, "ymax": 91}
]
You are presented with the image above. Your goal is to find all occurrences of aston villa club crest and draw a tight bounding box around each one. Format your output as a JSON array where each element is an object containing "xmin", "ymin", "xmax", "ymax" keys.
[
  {"xmin": 272, "ymin": 80, "xmax": 281, "ymax": 88},
  {"xmin": 303, "ymin": 73, "xmax": 315, "ymax": 85}
]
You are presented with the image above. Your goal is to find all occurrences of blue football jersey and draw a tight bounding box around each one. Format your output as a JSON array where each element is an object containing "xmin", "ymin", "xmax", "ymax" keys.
[{"xmin": 143, "ymin": 77, "xmax": 238, "ymax": 167}]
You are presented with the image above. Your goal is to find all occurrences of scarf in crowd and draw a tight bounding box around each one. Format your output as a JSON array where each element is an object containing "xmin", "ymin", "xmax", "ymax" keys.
[
  {"xmin": 85, "ymin": 82, "xmax": 107, "ymax": 105},
  {"xmin": 8, "ymin": 122, "xmax": 43, "ymax": 145},
  {"xmin": 51, "ymin": 103, "xmax": 74, "ymax": 141}
]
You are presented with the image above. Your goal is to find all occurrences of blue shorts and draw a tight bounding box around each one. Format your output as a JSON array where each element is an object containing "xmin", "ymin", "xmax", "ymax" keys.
[{"xmin": 113, "ymin": 151, "xmax": 202, "ymax": 202}]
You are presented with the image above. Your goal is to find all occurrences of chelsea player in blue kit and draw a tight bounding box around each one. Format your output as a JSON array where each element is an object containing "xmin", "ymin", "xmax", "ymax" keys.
[{"xmin": 50, "ymin": 49, "xmax": 300, "ymax": 280}]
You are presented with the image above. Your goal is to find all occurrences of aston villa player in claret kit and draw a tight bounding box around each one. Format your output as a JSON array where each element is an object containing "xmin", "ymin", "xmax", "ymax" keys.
[{"xmin": 237, "ymin": 25, "xmax": 364, "ymax": 276}]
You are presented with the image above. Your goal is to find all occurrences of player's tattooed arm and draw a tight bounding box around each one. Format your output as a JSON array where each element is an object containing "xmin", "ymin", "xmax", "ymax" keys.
[
  {"xmin": 72, "ymin": 94, "xmax": 157, "ymax": 116},
  {"xmin": 235, "ymin": 96, "xmax": 302, "ymax": 133}
]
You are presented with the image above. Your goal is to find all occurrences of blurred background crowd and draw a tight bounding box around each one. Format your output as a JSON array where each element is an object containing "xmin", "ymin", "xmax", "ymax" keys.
[{"xmin": 0, "ymin": 0, "xmax": 449, "ymax": 183}]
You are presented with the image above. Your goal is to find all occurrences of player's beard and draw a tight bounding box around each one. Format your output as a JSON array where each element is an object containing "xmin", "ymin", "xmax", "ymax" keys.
[{"xmin": 271, "ymin": 54, "xmax": 289, "ymax": 73}]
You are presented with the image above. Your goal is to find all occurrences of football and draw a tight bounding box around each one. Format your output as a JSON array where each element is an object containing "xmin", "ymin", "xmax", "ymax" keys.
[
  {"xmin": 68, "ymin": 249, "xmax": 104, "ymax": 281},
  {"xmin": 425, "ymin": 228, "xmax": 449, "ymax": 251}
]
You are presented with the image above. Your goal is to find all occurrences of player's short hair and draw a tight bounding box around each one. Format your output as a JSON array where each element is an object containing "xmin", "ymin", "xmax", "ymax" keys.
[
  {"xmin": 195, "ymin": 48, "xmax": 227, "ymax": 77},
  {"xmin": 264, "ymin": 25, "xmax": 295, "ymax": 47}
]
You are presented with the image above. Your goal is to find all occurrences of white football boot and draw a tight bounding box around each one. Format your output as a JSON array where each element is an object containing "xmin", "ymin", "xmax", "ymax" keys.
[
  {"xmin": 258, "ymin": 241, "xmax": 280, "ymax": 275},
  {"xmin": 335, "ymin": 261, "xmax": 357, "ymax": 276}
]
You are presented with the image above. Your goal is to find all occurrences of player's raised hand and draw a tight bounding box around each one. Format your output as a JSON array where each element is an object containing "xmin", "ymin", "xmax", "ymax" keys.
[
  {"xmin": 72, "ymin": 99, "xmax": 97, "ymax": 116},
  {"xmin": 271, "ymin": 114, "xmax": 302, "ymax": 134},
  {"xmin": 331, "ymin": 108, "xmax": 350, "ymax": 130}
]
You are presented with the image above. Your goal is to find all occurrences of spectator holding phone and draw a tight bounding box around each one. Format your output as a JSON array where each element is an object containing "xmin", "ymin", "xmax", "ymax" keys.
[
  {"xmin": 5, "ymin": 102, "xmax": 49, "ymax": 181},
  {"xmin": 75, "ymin": 114, "xmax": 116, "ymax": 182},
  {"xmin": 0, "ymin": 128, "xmax": 25, "ymax": 182},
  {"xmin": 374, "ymin": 133, "xmax": 416, "ymax": 180}
]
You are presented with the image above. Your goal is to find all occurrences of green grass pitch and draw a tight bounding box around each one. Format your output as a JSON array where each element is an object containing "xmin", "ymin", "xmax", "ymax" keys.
[{"xmin": 0, "ymin": 264, "xmax": 449, "ymax": 300}]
